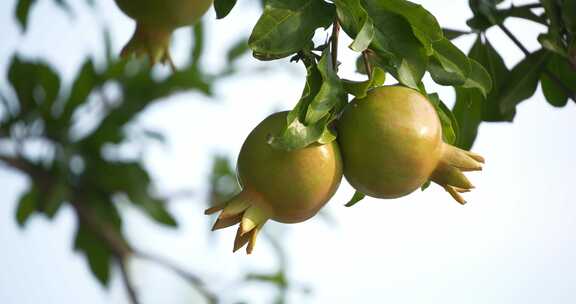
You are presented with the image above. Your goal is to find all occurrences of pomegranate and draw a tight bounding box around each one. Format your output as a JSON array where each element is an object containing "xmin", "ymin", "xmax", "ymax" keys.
[
  {"xmin": 205, "ymin": 112, "xmax": 343, "ymax": 253},
  {"xmin": 114, "ymin": 0, "xmax": 213, "ymax": 65},
  {"xmin": 337, "ymin": 86, "xmax": 484, "ymax": 204}
]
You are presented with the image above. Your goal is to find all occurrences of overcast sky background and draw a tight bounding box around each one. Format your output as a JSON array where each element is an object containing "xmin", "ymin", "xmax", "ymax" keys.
[{"xmin": 1, "ymin": 0, "xmax": 576, "ymax": 303}]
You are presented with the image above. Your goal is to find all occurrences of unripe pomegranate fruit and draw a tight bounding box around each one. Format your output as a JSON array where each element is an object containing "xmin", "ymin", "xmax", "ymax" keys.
[
  {"xmin": 114, "ymin": 0, "xmax": 213, "ymax": 65},
  {"xmin": 206, "ymin": 112, "xmax": 343, "ymax": 254},
  {"xmin": 337, "ymin": 86, "xmax": 484, "ymax": 204}
]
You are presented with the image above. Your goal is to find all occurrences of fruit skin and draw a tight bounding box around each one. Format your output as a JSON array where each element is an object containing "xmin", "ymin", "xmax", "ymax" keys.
[
  {"xmin": 206, "ymin": 111, "xmax": 343, "ymax": 253},
  {"xmin": 114, "ymin": 0, "xmax": 213, "ymax": 65},
  {"xmin": 337, "ymin": 85, "xmax": 484, "ymax": 203},
  {"xmin": 237, "ymin": 112, "xmax": 343, "ymax": 223},
  {"xmin": 114, "ymin": 0, "xmax": 213, "ymax": 29}
]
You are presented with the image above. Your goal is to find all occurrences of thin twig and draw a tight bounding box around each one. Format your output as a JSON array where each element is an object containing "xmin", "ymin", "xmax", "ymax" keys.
[
  {"xmin": 134, "ymin": 251, "xmax": 218, "ymax": 304},
  {"xmin": 330, "ymin": 18, "xmax": 340, "ymax": 71},
  {"xmin": 1, "ymin": 156, "xmax": 217, "ymax": 303},
  {"xmin": 362, "ymin": 51, "xmax": 373, "ymax": 80},
  {"xmin": 117, "ymin": 256, "xmax": 141, "ymax": 304},
  {"xmin": 165, "ymin": 53, "xmax": 178, "ymax": 74},
  {"xmin": 513, "ymin": 3, "xmax": 542, "ymax": 10},
  {"xmin": 497, "ymin": 23, "xmax": 576, "ymax": 102}
]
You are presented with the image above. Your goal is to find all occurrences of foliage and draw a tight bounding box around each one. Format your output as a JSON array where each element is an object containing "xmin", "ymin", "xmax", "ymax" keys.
[{"xmin": 2, "ymin": 0, "xmax": 576, "ymax": 303}]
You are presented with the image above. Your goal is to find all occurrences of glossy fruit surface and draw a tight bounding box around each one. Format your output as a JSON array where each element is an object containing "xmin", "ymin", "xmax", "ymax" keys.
[
  {"xmin": 338, "ymin": 86, "xmax": 484, "ymax": 203},
  {"xmin": 114, "ymin": 0, "xmax": 213, "ymax": 65},
  {"xmin": 206, "ymin": 111, "xmax": 343, "ymax": 253},
  {"xmin": 114, "ymin": 0, "xmax": 213, "ymax": 29}
]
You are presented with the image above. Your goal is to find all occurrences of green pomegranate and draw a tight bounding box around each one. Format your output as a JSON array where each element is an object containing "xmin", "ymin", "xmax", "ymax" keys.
[
  {"xmin": 114, "ymin": 0, "xmax": 213, "ymax": 66},
  {"xmin": 206, "ymin": 111, "xmax": 343, "ymax": 254},
  {"xmin": 337, "ymin": 86, "xmax": 484, "ymax": 204}
]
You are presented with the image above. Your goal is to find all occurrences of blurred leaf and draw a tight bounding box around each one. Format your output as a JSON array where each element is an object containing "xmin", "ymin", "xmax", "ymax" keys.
[
  {"xmin": 462, "ymin": 59, "xmax": 492, "ymax": 97},
  {"xmin": 467, "ymin": 0, "xmax": 543, "ymax": 31},
  {"xmin": 538, "ymin": 33, "xmax": 567, "ymax": 57},
  {"xmin": 214, "ymin": 0, "xmax": 238, "ymax": 19},
  {"xmin": 141, "ymin": 129, "xmax": 167, "ymax": 144},
  {"xmin": 43, "ymin": 180, "xmax": 69, "ymax": 218},
  {"xmin": 191, "ymin": 21, "xmax": 204, "ymax": 66},
  {"xmin": 443, "ymin": 28, "xmax": 471, "ymax": 40},
  {"xmin": 16, "ymin": 187, "xmax": 39, "ymax": 227},
  {"xmin": 249, "ymin": 0, "xmax": 335, "ymax": 60},
  {"xmin": 428, "ymin": 93, "xmax": 458, "ymax": 145},
  {"xmin": 61, "ymin": 60, "xmax": 98, "ymax": 122},
  {"xmin": 8, "ymin": 57, "xmax": 61, "ymax": 119},
  {"xmin": 342, "ymin": 67, "xmax": 385, "ymax": 98},
  {"xmin": 421, "ymin": 180, "xmax": 431, "ymax": 191},
  {"xmin": 499, "ymin": 49, "xmax": 548, "ymax": 114},
  {"xmin": 344, "ymin": 191, "xmax": 365, "ymax": 207},
  {"xmin": 246, "ymin": 271, "xmax": 287, "ymax": 288},
  {"xmin": 561, "ymin": 0, "xmax": 576, "ymax": 36},
  {"xmin": 75, "ymin": 222, "xmax": 113, "ymax": 286},
  {"xmin": 15, "ymin": 0, "xmax": 36, "ymax": 31},
  {"xmin": 227, "ymin": 38, "xmax": 250, "ymax": 63},
  {"xmin": 82, "ymin": 160, "xmax": 177, "ymax": 227},
  {"xmin": 208, "ymin": 155, "xmax": 240, "ymax": 207},
  {"xmin": 453, "ymin": 87, "xmax": 483, "ymax": 150},
  {"xmin": 540, "ymin": 54, "xmax": 576, "ymax": 107},
  {"xmin": 467, "ymin": 36, "xmax": 512, "ymax": 121},
  {"xmin": 74, "ymin": 197, "xmax": 122, "ymax": 286}
]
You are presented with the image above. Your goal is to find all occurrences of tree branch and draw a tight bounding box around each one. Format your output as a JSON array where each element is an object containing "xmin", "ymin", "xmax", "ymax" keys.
[
  {"xmin": 362, "ymin": 51, "xmax": 373, "ymax": 80},
  {"xmin": 497, "ymin": 23, "xmax": 576, "ymax": 102},
  {"xmin": 134, "ymin": 251, "xmax": 217, "ymax": 304},
  {"xmin": 331, "ymin": 18, "xmax": 340, "ymax": 71},
  {"xmin": 117, "ymin": 255, "xmax": 141, "ymax": 304}
]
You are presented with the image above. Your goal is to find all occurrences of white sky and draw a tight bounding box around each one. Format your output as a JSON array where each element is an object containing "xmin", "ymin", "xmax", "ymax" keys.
[{"xmin": 1, "ymin": 0, "xmax": 575, "ymax": 303}]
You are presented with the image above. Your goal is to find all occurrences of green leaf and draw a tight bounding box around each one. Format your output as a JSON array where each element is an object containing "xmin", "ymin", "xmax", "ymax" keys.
[
  {"xmin": 191, "ymin": 21, "xmax": 204, "ymax": 66},
  {"xmin": 443, "ymin": 28, "xmax": 471, "ymax": 40},
  {"xmin": 249, "ymin": 0, "xmax": 335, "ymax": 60},
  {"xmin": 428, "ymin": 38, "xmax": 470, "ymax": 86},
  {"xmin": 227, "ymin": 37, "xmax": 250, "ymax": 63},
  {"xmin": 270, "ymin": 50, "xmax": 346, "ymax": 150},
  {"xmin": 136, "ymin": 198, "xmax": 177, "ymax": 227},
  {"xmin": 561, "ymin": 0, "xmax": 576, "ymax": 37},
  {"xmin": 305, "ymin": 50, "xmax": 347, "ymax": 124},
  {"xmin": 345, "ymin": 191, "xmax": 366, "ymax": 207},
  {"xmin": 363, "ymin": 0, "xmax": 443, "ymax": 49},
  {"xmin": 342, "ymin": 67, "xmax": 385, "ymax": 98},
  {"xmin": 336, "ymin": 0, "xmax": 428, "ymax": 88},
  {"xmin": 208, "ymin": 155, "xmax": 240, "ymax": 207},
  {"xmin": 43, "ymin": 181, "xmax": 68, "ymax": 218},
  {"xmin": 421, "ymin": 180, "xmax": 431, "ymax": 191},
  {"xmin": 462, "ymin": 59, "xmax": 492, "ymax": 97},
  {"xmin": 74, "ymin": 197, "xmax": 122, "ymax": 286},
  {"xmin": 15, "ymin": 0, "xmax": 36, "ymax": 31},
  {"xmin": 467, "ymin": 36, "xmax": 512, "ymax": 122},
  {"xmin": 16, "ymin": 187, "xmax": 38, "ymax": 227},
  {"xmin": 428, "ymin": 93, "xmax": 458, "ymax": 145},
  {"xmin": 8, "ymin": 57, "xmax": 61, "ymax": 118},
  {"xmin": 61, "ymin": 60, "xmax": 98, "ymax": 122},
  {"xmin": 74, "ymin": 223, "xmax": 113, "ymax": 286},
  {"xmin": 366, "ymin": 10, "xmax": 428, "ymax": 88},
  {"xmin": 214, "ymin": 0, "xmax": 238, "ymax": 19},
  {"xmin": 453, "ymin": 88, "xmax": 483, "ymax": 150},
  {"xmin": 499, "ymin": 49, "xmax": 548, "ymax": 114},
  {"xmin": 540, "ymin": 54, "xmax": 576, "ymax": 107},
  {"xmin": 349, "ymin": 19, "xmax": 375, "ymax": 52},
  {"xmin": 538, "ymin": 33, "xmax": 567, "ymax": 57}
]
